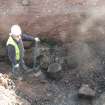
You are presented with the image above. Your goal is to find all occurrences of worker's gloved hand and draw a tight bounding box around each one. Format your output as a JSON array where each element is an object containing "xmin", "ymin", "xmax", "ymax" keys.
[
  {"xmin": 14, "ymin": 64, "xmax": 19, "ymax": 68},
  {"xmin": 34, "ymin": 37, "xmax": 40, "ymax": 42}
]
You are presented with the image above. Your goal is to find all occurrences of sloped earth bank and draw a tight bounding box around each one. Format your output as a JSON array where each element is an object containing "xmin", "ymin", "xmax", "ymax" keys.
[{"xmin": 1, "ymin": 38, "xmax": 105, "ymax": 105}]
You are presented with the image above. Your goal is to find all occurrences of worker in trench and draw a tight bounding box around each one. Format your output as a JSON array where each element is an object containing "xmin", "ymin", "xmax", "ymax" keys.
[{"xmin": 6, "ymin": 24, "xmax": 40, "ymax": 80}]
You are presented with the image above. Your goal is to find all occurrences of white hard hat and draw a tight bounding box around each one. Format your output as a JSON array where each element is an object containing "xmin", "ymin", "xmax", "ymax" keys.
[{"xmin": 9, "ymin": 24, "xmax": 22, "ymax": 36}]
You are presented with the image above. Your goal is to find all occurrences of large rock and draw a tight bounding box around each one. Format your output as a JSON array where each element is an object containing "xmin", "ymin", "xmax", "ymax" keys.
[
  {"xmin": 47, "ymin": 63, "xmax": 62, "ymax": 73},
  {"xmin": 78, "ymin": 84, "xmax": 96, "ymax": 98},
  {"xmin": 47, "ymin": 63, "xmax": 63, "ymax": 80}
]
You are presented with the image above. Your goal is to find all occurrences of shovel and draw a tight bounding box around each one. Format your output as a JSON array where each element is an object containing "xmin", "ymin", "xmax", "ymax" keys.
[
  {"xmin": 32, "ymin": 38, "xmax": 40, "ymax": 72},
  {"xmin": 24, "ymin": 38, "xmax": 40, "ymax": 74}
]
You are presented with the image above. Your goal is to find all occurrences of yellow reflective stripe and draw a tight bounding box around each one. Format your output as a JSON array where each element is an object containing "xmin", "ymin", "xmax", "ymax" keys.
[{"xmin": 6, "ymin": 36, "xmax": 20, "ymax": 61}]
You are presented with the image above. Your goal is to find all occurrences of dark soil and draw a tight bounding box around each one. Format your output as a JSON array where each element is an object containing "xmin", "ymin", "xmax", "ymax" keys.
[
  {"xmin": 1, "ymin": 40, "xmax": 105, "ymax": 105},
  {"xmin": 1, "ymin": 60, "xmax": 105, "ymax": 105}
]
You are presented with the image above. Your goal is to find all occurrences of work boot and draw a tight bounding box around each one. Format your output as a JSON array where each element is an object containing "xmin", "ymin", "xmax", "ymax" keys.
[
  {"xmin": 13, "ymin": 70, "xmax": 23, "ymax": 80},
  {"xmin": 21, "ymin": 63, "xmax": 33, "ymax": 73},
  {"xmin": 15, "ymin": 76, "xmax": 23, "ymax": 81},
  {"xmin": 11, "ymin": 72, "xmax": 23, "ymax": 81},
  {"xmin": 20, "ymin": 59, "xmax": 32, "ymax": 72}
]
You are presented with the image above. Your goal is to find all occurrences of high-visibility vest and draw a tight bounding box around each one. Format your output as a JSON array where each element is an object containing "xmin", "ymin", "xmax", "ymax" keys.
[{"xmin": 6, "ymin": 36, "xmax": 20, "ymax": 61}]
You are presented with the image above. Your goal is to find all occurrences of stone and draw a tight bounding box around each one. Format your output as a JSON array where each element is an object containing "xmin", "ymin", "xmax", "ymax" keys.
[
  {"xmin": 78, "ymin": 84, "xmax": 96, "ymax": 98},
  {"xmin": 46, "ymin": 63, "xmax": 63, "ymax": 80},
  {"xmin": 47, "ymin": 63, "xmax": 62, "ymax": 73},
  {"xmin": 40, "ymin": 55, "xmax": 50, "ymax": 70},
  {"xmin": 47, "ymin": 63, "xmax": 63, "ymax": 80}
]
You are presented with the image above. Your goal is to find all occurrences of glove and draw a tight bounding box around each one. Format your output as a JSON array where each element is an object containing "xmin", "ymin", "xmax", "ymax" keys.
[
  {"xmin": 14, "ymin": 64, "xmax": 19, "ymax": 68},
  {"xmin": 13, "ymin": 64, "xmax": 20, "ymax": 75},
  {"xmin": 34, "ymin": 37, "xmax": 40, "ymax": 42}
]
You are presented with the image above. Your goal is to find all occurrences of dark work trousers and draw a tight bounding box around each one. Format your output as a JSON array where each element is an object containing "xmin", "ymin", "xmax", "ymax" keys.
[{"xmin": 12, "ymin": 59, "xmax": 28, "ymax": 76}]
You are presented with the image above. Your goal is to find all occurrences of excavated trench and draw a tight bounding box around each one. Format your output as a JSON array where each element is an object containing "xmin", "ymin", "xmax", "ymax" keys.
[{"xmin": 1, "ymin": 37, "xmax": 105, "ymax": 105}]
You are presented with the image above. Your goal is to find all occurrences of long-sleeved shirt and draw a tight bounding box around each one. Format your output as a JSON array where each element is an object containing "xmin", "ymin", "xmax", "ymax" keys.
[{"xmin": 6, "ymin": 33, "xmax": 34, "ymax": 65}]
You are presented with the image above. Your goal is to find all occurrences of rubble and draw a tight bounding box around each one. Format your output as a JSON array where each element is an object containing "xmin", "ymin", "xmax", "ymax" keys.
[
  {"xmin": 0, "ymin": 73, "xmax": 31, "ymax": 105},
  {"xmin": 0, "ymin": 73, "xmax": 15, "ymax": 89}
]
